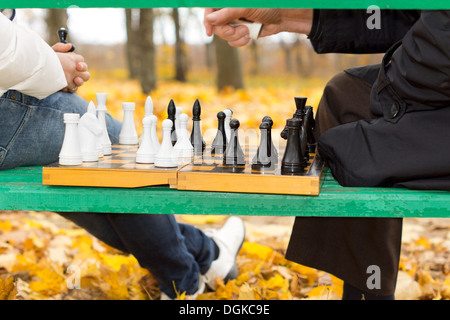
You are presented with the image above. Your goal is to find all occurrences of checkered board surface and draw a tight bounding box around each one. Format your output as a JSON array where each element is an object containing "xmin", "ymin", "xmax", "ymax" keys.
[
  {"xmin": 42, "ymin": 145, "xmax": 182, "ymax": 188},
  {"xmin": 176, "ymin": 146, "xmax": 325, "ymax": 195}
]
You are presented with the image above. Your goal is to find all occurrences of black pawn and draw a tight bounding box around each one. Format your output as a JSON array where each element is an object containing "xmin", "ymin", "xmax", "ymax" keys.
[
  {"xmin": 281, "ymin": 97, "xmax": 307, "ymax": 139},
  {"xmin": 252, "ymin": 121, "xmax": 272, "ymax": 170},
  {"xmin": 167, "ymin": 99, "xmax": 177, "ymax": 146},
  {"xmin": 281, "ymin": 118, "xmax": 305, "ymax": 175},
  {"xmin": 190, "ymin": 99, "xmax": 206, "ymax": 155},
  {"xmin": 223, "ymin": 119, "xmax": 245, "ymax": 166},
  {"xmin": 57, "ymin": 27, "xmax": 75, "ymax": 52},
  {"xmin": 261, "ymin": 115, "xmax": 278, "ymax": 164},
  {"xmin": 211, "ymin": 111, "xmax": 227, "ymax": 155}
]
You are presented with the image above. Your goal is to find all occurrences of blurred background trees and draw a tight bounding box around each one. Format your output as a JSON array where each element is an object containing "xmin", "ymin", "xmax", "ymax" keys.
[{"xmin": 38, "ymin": 8, "xmax": 382, "ymax": 95}]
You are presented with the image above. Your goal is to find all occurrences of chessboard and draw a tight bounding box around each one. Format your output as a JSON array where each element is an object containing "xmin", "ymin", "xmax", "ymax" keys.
[
  {"xmin": 42, "ymin": 144, "xmax": 184, "ymax": 188},
  {"xmin": 175, "ymin": 146, "xmax": 325, "ymax": 196}
]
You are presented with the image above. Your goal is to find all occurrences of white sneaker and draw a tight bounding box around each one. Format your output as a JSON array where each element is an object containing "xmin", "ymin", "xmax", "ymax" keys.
[
  {"xmin": 203, "ymin": 216, "xmax": 246, "ymax": 290},
  {"xmin": 160, "ymin": 274, "xmax": 206, "ymax": 300}
]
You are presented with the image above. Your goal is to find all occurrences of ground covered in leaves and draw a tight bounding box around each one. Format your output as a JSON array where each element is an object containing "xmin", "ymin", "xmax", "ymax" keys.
[{"xmin": 0, "ymin": 211, "xmax": 449, "ymax": 300}]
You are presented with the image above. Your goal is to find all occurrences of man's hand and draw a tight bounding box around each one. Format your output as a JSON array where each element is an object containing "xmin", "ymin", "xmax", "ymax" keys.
[
  {"xmin": 52, "ymin": 43, "xmax": 90, "ymax": 93},
  {"xmin": 204, "ymin": 8, "xmax": 314, "ymax": 47}
]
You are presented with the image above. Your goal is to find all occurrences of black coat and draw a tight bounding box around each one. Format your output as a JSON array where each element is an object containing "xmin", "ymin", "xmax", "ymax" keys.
[{"xmin": 312, "ymin": 10, "xmax": 450, "ymax": 190}]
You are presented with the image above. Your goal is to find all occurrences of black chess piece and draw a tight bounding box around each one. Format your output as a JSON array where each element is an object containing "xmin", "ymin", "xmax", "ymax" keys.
[
  {"xmin": 280, "ymin": 97, "xmax": 307, "ymax": 139},
  {"xmin": 190, "ymin": 99, "xmax": 206, "ymax": 155},
  {"xmin": 223, "ymin": 119, "xmax": 245, "ymax": 166},
  {"xmin": 252, "ymin": 121, "xmax": 272, "ymax": 171},
  {"xmin": 167, "ymin": 99, "xmax": 177, "ymax": 146},
  {"xmin": 304, "ymin": 106, "xmax": 317, "ymax": 153},
  {"xmin": 57, "ymin": 27, "xmax": 75, "ymax": 52},
  {"xmin": 262, "ymin": 115, "xmax": 278, "ymax": 164},
  {"xmin": 211, "ymin": 111, "xmax": 227, "ymax": 155},
  {"xmin": 281, "ymin": 118, "xmax": 305, "ymax": 175}
]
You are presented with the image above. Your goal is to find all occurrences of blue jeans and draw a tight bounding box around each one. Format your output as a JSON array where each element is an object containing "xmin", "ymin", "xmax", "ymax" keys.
[{"xmin": 0, "ymin": 90, "xmax": 215, "ymax": 298}]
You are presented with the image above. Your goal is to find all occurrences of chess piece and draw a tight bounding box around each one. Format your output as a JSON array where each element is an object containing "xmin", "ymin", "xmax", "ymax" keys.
[
  {"xmin": 144, "ymin": 96, "xmax": 154, "ymax": 117},
  {"xmin": 281, "ymin": 118, "xmax": 305, "ymax": 175},
  {"xmin": 155, "ymin": 119, "xmax": 177, "ymax": 168},
  {"xmin": 175, "ymin": 106, "xmax": 182, "ymax": 136},
  {"xmin": 167, "ymin": 99, "xmax": 177, "ymax": 146},
  {"xmin": 57, "ymin": 27, "xmax": 75, "ymax": 52},
  {"xmin": 262, "ymin": 115, "xmax": 278, "ymax": 164},
  {"xmin": 87, "ymin": 101, "xmax": 104, "ymax": 158},
  {"xmin": 149, "ymin": 115, "xmax": 161, "ymax": 153},
  {"xmin": 119, "ymin": 102, "xmax": 138, "ymax": 145},
  {"xmin": 223, "ymin": 108, "xmax": 233, "ymax": 143},
  {"xmin": 78, "ymin": 112, "xmax": 102, "ymax": 162},
  {"xmin": 59, "ymin": 113, "xmax": 82, "ymax": 166},
  {"xmin": 281, "ymin": 97, "xmax": 307, "ymax": 140},
  {"xmin": 95, "ymin": 93, "xmax": 112, "ymax": 155},
  {"xmin": 304, "ymin": 106, "xmax": 317, "ymax": 153},
  {"xmin": 211, "ymin": 111, "xmax": 227, "ymax": 155},
  {"xmin": 190, "ymin": 99, "xmax": 206, "ymax": 155},
  {"xmin": 140, "ymin": 96, "xmax": 154, "ymax": 145},
  {"xmin": 252, "ymin": 121, "xmax": 272, "ymax": 170},
  {"xmin": 173, "ymin": 113, "xmax": 193, "ymax": 164},
  {"xmin": 136, "ymin": 116, "xmax": 156, "ymax": 164},
  {"xmin": 223, "ymin": 119, "xmax": 245, "ymax": 166}
]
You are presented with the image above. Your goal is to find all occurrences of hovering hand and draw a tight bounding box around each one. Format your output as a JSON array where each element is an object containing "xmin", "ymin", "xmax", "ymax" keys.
[
  {"xmin": 52, "ymin": 43, "xmax": 90, "ymax": 93},
  {"xmin": 204, "ymin": 8, "xmax": 314, "ymax": 47}
]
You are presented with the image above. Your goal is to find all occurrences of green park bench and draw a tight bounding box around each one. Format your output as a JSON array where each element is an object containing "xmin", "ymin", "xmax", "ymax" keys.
[
  {"xmin": 2, "ymin": 1, "xmax": 449, "ymax": 218},
  {"xmin": 1, "ymin": 166, "xmax": 449, "ymax": 218}
]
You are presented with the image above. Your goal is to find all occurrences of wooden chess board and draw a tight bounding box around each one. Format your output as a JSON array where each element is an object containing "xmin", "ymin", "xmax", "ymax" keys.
[
  {"xmin": 42, "ymin": 145, "xmax": 326, "ymax": 195},
  {"xmin": 175, "ymin": 146, "xmax": 325, "ymax": 195},
  {"xmin": 42, "ymin": 145, "xmax": 183, "ymax": 188}
]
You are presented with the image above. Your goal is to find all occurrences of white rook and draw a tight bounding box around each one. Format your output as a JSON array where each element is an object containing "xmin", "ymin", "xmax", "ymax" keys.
[
  {"xmin": 119, "ymin": 102, "xmax": 138, "ymax": 145},
  {"xmin": 59, "ymin": 113, "xmax": 82, "ymax": 166}
]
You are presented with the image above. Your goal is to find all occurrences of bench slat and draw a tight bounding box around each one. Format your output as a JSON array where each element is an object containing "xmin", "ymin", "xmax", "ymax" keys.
[{"xmin": 0, "ymin": 166, "xmax": 449, "ymax": 217}]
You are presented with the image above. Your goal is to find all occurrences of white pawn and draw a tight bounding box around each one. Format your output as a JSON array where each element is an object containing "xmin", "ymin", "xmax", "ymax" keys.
[
  {"xmin": 150, "ymin": 115, "xmax": 160, "ymax": 153},
  {"xmin": 87, "ymin": 101, "xmax": 104, "ymax": 158},
  {"xmin": 140, "ymin": 96, "xmax": 154, "ymax": 145},
  {"xmin": 119, "ymin": 102, "xmax": 138, "ymax": 145},
  {"xmin": 224, "ymin": 109, "xmax": 232, "ymax": 143},
  {"xmin": 59, "ymin": 113, "xmax": 82, "ymax": 166},
  {"xmin": 136, "ymin": 117, "xmax": 156, "ymax": 164},
  {"xmin": 173, "ymin": 113, "xmax": 193, "ymax": 164},
  {"xmin": 78, "ymin": 112, "xmax": 103, "ymax": 162},
  {"xmin": 155, "ymin": 119, "xmax": 177, "ymax": 168},
  {"xmin": 95, "ymin": 93, "xmax": 112, "ymax": 155}
]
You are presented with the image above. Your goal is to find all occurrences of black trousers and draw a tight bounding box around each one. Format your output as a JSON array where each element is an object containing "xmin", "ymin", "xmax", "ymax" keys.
[{"xmin": 285, "ymin": 69, "xmax": 402, "ymax": 296}]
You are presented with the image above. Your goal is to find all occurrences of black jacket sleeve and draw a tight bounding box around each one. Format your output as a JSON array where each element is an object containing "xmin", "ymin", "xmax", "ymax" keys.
[{"xmin": 308, "ymin": 9, "xmax": 420, "ymax": 53}]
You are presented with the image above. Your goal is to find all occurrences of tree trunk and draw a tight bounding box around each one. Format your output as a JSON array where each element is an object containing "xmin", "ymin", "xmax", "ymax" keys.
[
  {"xmin": 46, "ymin": 9, "xmax": 68, "ymax": 45},
  {"xmin": 138, "ymin": 9, "xmax": 156, "ymax": 93},
  {"xmin": 213, "ymin": 36, "xmax": 244, "ymax": 91},
  {"xmin": 125, "ymin": 9, "xmax": 140, "ymax": 79},
  {"xmin": 172, "ymin": 9, "xmax": 187, "ymax": 82}
]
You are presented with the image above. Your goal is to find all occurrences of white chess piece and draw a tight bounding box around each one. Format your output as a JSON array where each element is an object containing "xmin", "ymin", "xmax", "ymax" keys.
[
  {"xmin": 119, "ymin": 102, "xmax": 138, "ymax": 145},
  {"xmin": 150, "ymin": 115, "xmax": 160, "ymax": 153},
  {"xmin": 59, "ymin": 113, "xmax": 82, "ymax": 166},
  {"xmin": 155, "ymin": 119, "xmax": 177, "ymax": 168},
  {"xmin": 175, "ymin": 106, "xmax": 182, "ymax": 138},
  {"xmin": 78, "ymin": 112, "xmax": 103, "ymax": 162},
  {"xmin": 173, "ymin": 113, "xmax": 193, "ymax": 164},
  {"xmin": 230, "ymin": 20, "xmax": 262, "ymax": 40},
  {"xmin": 223, "ymin": 109, "xmax": 232, "ymax": 143},
  {"xmin": 87, "ymin": 101, "xmax": 104, "ymax": 158},
  {"xmin": 140, "ymin": 96, "xmax": 155, "ymax": 145},
  {"xmin": 95, "ymin": 93, "xmax": 112, "ymax": 155},
  {"xmin": 144, "ymin": 96, "xmax": 154, "ymax": 117},
  {"xmin": 136, "ymin": 116, "xmax": 156, "ymax": 164}
]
